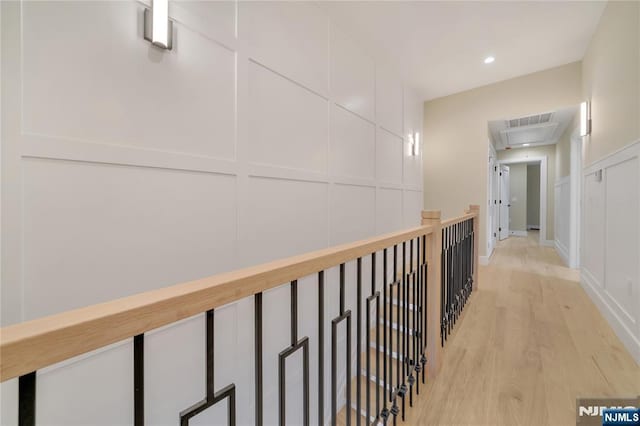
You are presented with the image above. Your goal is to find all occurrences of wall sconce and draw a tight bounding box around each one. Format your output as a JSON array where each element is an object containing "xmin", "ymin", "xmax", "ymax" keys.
[
  {"xmin": 580, "ymin": 101, "xmax": 591, "ymax": 136},
  {"xmin": 144, "ymin": 0, "xmax": 173, "ymax": 50},
  {"xmin": 408, "ymin": 132, "xmax": 420, "ymax": 156}
]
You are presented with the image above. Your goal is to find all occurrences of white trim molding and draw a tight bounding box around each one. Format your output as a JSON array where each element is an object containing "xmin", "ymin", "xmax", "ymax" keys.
[
  {"xmin": 582, "ymin": 267, "xmax": 640, "ymax": 364},
  {"xmin": 555, "ymin": 239, "xmax": 570, "ymax": 266}
]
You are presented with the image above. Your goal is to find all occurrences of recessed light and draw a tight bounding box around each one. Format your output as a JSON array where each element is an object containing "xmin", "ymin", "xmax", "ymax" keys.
[
  {"xmin": 523, "ymin": 143, "xmax": 530, "ymax": 147},
  {"xmin": 484, "ymin": 56, "xmax": 495, "ymax": 64}
]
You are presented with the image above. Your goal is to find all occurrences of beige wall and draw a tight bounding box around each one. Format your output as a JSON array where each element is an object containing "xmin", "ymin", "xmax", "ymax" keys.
[
  {"xmin": 508, "ymin": 163, "xmax": 528, "ymax": 232},
  {"xmin": 527, "ymin": 164, "xmax": 541, "ymax": 227},
  {"xmin": 423, "ymin": 62, "xmax": 581, "ymax": 256},
  {"xmin": 582, "ymin": 1, "xmax": 640, "ymax": 165},
  {"xmin": 498, "ymin": 145, "xmax": 556, "ymax": 241}
]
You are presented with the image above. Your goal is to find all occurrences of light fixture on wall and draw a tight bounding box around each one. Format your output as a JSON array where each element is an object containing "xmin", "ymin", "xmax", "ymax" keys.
[
  {"xmin": 408, "ymin": 132, "xmax": 420, "ymax": 156},
  {"xmin": 484, "ymin": 56, "xmax": 495, "ymax": 64},
  {"xmin": 523, "ymin": 143, "xmax": 530, "ymax": 147},
  {"xmin": 144, "ymin": 0, "xmax": 173, "ymax": 50},
  {"xmin": 580, "ymin": 101, "xmax": 591, "ymax": 136}
]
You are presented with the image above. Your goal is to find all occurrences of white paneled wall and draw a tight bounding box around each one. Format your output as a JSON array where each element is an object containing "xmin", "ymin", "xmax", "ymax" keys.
[
  {"xmin": 0, "ymin": 1, "xmax": 423, "ymax": 424},
  {"xmin": 581, "ymin": 140, "xmax": 640, "ymax": 364},
  {"xmin": 554, "ymin": 176, "xmax": 570, "ymax": 265}
]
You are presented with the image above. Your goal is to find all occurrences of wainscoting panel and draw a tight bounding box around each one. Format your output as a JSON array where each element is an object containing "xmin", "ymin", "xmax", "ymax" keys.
[
  {"xmin": 604, "ymin": 157, "xmax": 639, "ymax": 330},
  {"xmin": 376, "ymin": 128, "xmax": 404, "ymax": 185},
  {"xmin": 403, "ymin": 189, "xmax": 424, "ymax": 228},
  {"xmin": 583, "ymin": 170, "xmax": 606, "ymax": 287},
  {"xmin": 329, "ymin": 25, "xmax": 376, "ymax": 122},
  {"xmin": 376, "ymin": 66, "xmax": 404, "ymax": 136},
  {"xmin": 329, "ymin": 184, "xmax": 376, "ymax": 245},
  {"xmin": 0, "ymin": 0, "xmax": 424, "ymax": 423},
  {"xmin": 241, "ymin": 1, "xmax": 329, "ymax": 97},
  {"xmin": 22, "ymin": 1, "xmax": 237, "ymax": 160},
  {"xmin": 554, "ymin": 176, "xmax": 570, "ymax": 265},
  {"xmin": 248, "ymin": 61, "xmax": 329, "ymax": 173},
  {"xmin": 329, "ymin": 105, "xmax": 376, "ymax": 180},
  {"xmin": 22, "ymin": 158, "xmax": 238, "ymax": 319},
  {"xmin": 241, "ymin": 177, "xmax": 329, "ymax": 266},
  {"xmin": 376, "ymin": 187, "xmax": 404, "ymax": 234},
  {"xmin": 581, "ymin": 139, "xmax": 640, "ymax": 364}
]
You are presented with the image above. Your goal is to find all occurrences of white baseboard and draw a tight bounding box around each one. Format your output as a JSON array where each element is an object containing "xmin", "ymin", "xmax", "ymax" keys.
[
  {"xmin": 555, "ymin": 239, "xmax": 569, "ymax": 266},
  {"xmin": 581, "ymin": 269, "xmax": 640, "ymax": 365},
  {"xmin": 479, "ymin": 255, "xmax": 491, "ymax": 266},
  {"xmin": 509, "ymin": 230, "xmax": 527, "ymax": 237}
]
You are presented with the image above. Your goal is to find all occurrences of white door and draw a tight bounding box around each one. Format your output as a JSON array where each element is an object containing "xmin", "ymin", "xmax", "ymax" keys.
[
  {"xmin": 493, "ymin": 164, "xmax": 500, "ymax": 245},
  {"xmin": 499, "ymin": 165, "xmax": 510, "ymax": 240}
]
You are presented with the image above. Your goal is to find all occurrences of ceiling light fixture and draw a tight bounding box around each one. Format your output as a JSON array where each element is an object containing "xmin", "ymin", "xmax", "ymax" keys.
[
  {"xmin": 484, "ymin": 56, "xmax": 495, "ymax": 64},
  {"xmin": 523, "ymin": 143, "xmax": 530, "ymax": 147}
]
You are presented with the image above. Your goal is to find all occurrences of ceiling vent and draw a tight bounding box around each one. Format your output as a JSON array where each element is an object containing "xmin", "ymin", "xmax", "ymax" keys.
[{"xmin": 507, "ymin": 112, "xmax": 553, "ymax": 128}]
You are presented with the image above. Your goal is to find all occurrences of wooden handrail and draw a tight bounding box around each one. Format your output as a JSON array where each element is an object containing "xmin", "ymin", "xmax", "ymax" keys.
[
  {"xmin": 0, "ymin": 224, "xmax": 434, "ymax": 382},
  {"xmin": 440, "ymin": 212, "xmax": 477, "ymax": 227}
]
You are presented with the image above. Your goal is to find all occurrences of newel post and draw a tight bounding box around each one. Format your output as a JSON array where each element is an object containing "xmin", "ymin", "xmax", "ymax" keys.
[
  {"xmin": 465, "ymin": 204, "xmax": 480, "ymax": 290},
  {"xmin": 421, "ymin": 209, "xmax": 442, "ymax": 378}
]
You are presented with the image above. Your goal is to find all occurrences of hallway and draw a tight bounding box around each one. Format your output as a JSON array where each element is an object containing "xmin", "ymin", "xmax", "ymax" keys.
[{"xmin": 412, "ymin": 234, "xmax": 640, "ymax": 425}]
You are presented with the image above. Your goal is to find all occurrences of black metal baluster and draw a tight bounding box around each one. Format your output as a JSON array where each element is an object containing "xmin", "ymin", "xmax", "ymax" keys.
[
  {"xmin": 456, "ymin": 223, "xmax": 460, "ymax": 321},
  {"xmin": 415, "ymin": 237, "xmax": 420, "ymax": 396},
  {"xmin": 448, "ymin": 225, "xmax": 453, "ymax": 335},
  {"xmin": 365, "ymin": 261, "xmax": 371, "ymax": 424},
  {"xmin": 421, "ymin": 235, "xmax": 428, "ymax": 384},
  {"xmin": 400, "ymin": 241, "xmax": 406, "ymax": 422},
  {"xmin": 392, "ymin": 245, "xmax": 399, "ymax": 426},
  {"xmin": 279, "ymin": 281, "xmax": 310, "ymax": 426},
  {"xmin": 332, "ymin": 265, "xmax": 351, "ymax": 426},
  {"xmin": 453, "ymin": 223, "xmax": 457, "ymax": 325},
  {"xmin": 373, "ymin": 253, "xmax": 380, "ymax": 422},
  {"xmin": 408, "ymin": 239, "xmax": 414, "ymax": 408},
  {"xmin": 381, "ymin": 248, "xmax": 389, "ymax": 424},
  {"xmin": 445, "ymin": 226, "xmax": 449, "ymax": 341},
  {"xmin": 440, "ymin": 227, "xmax": 445, "ymax": 347},
  {"xmin": 356, "ymin": 259, "xmax": 362, "ymax": 426},
  {"xmin": 457, "ymin": 222, "xmax": 462, "ymax": 319},
  {"xmin": 452, "ymin": 224, "xmax": 456, "ymax": 327},
  {"xmin": 318, "ymin": 271, "xmax": 324, "ymax": 426},
  {"xmin": 181, "ymin": 310, "xmax": 236, "ymax": 426},
  {"xmin": 255, "ymin": 293, "xmax": 263, "ymax": 426},
  {"xmin": 18, "ymin": 372, "xmax": 36, "ymax": 426},
  {"xmin": 134, "ymin": 334, "xmax": 144, "ymax": 426}
]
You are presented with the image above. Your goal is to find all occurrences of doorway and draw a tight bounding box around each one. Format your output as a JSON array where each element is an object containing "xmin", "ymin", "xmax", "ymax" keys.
[
  {"xmin": 496, "ymin": 157, "xmax": 548, "ymax": 246},
  {"xmin": 499, "ymin": 165, "xmax": 510, "ymax": 240}
]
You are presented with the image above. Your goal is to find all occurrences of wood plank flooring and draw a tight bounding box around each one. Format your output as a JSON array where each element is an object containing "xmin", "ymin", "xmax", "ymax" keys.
[{"xmin": 408, "ymin": 232, "xmax": 640, "ymax": 425}]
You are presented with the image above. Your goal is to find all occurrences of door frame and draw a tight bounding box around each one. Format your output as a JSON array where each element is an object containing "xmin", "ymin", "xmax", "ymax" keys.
[
  {"xmin": 487, "ymin": 142, "xmax": 498, "ymax": 257},
  {"xmin": 498, "ymin": 165, "xmax": 511, "ymax": 240},
  {"xmin": 570, "ymin": 127, "xmax": 582, "ymax": 268},
  {"xmin": 497, "ymin": 156, "xmax": 548, "ymax": 246}
]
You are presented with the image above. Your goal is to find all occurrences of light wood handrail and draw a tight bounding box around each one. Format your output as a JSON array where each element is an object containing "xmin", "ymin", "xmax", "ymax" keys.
[
  {"xmin": 0, "ymin": 224, "xmax": 434, "ymax": 382},
  {"xmin": 440, "ymin": 212, "xmax": 477, "ymax": 227}
]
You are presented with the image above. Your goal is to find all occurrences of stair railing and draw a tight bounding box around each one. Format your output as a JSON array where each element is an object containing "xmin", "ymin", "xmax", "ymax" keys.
[{"xmin": 0, "ymin": 206, "xmax": 479, "ymax": 426}]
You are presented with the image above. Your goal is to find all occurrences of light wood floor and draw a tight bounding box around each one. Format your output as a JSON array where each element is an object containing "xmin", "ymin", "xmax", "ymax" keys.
[{"xmin": 409, "ymin": 232, "xmax": 640, "ymax": 425}]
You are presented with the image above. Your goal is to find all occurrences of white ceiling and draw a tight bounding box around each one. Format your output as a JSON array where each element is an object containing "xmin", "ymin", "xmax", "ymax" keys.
[
  {"xmin": 322, "ymin": 1, "xmax": 606, "ymax": 101},
  {"xmin": 488, "ymin": 106, "xmax": 578, "ymax": 150}
]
